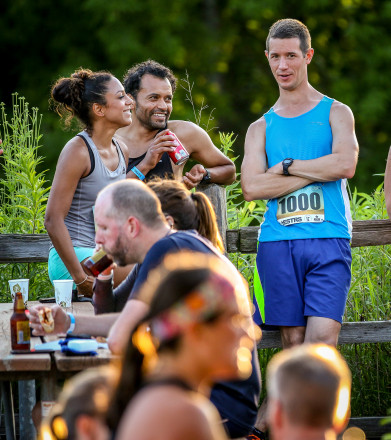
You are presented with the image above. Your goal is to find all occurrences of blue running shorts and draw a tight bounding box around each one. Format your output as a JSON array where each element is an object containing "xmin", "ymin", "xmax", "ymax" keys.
[
  {"xmin": 256, "ymin": 238, "xmax": 351, "ymax": 326},
  {"xmin": 48, "ymin": 247, "xmax": 94, "ymax": 288}
]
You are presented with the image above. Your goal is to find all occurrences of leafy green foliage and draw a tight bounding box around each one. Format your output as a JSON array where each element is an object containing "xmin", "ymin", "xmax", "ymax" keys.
[
  {"xmin": 220, "ymin": 131, "xmax": 265, "ymax": 287},
  {"xmin": 0, "ymin": 94, "xmax": 50, "ymax": 234},
  {"xmin": 381, "ymin": 409, "xmax": 391, "ymax": 440},
  {"xmin": 0, "ymin": 95, "xmax": 52, "ymax": 301},
  {"xmin": 1, "ymin": 0, "xmax": 390, "ymax": 192}
]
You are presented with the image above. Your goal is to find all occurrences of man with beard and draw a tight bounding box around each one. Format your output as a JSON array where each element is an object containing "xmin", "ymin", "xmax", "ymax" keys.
[
  {"xmin": 118, "ymin": 60, "xmax": 236, "ymax": 189},
  {"xmin": 30, "ymin": 179, "xmax": 261, "ymax": 439}
]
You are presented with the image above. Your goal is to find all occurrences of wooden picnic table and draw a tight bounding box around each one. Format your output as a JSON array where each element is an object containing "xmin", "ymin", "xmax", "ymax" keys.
[
  {"xmin": 0, "ymin": 302, "xmax": 51, "ymax": 440},
  {"xmin": 0, "ymin": 300, "xmax": 115, "ymax": 440}
]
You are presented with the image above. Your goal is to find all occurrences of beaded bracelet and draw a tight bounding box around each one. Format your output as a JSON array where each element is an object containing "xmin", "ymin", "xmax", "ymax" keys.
[{"xmin": 75, "ymin": 275, "xmax": 88, "ymax": 286}]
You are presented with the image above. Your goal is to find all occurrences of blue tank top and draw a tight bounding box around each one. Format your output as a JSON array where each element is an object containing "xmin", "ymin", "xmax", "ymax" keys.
[{"xmin": 259, "ymin": 96, "xmax": 352, "ymax": 242}]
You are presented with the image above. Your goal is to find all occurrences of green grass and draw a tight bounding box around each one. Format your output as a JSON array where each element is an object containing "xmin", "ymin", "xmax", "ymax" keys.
[{"xmin": 343, "ymin": 183, "xmax": 391, "ymax": 417}]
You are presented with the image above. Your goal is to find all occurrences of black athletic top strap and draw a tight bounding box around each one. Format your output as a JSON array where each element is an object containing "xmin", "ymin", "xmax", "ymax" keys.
[
  {"xmin": 77, "ymin": 133, "xmax": 95, "ymax": 177},
  {"xmin": 141, "ymin": 377, "xmax": 194, "ymax": 392},
  {"xmin": 113, "ymin": 137, "xmax": 126, "ymax": 164}
]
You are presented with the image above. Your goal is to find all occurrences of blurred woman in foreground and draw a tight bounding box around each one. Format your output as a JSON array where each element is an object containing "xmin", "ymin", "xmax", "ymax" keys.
[
  {"xmin": 40, "ymin": 366, "xmax": 116, "ymax": 440},
  {"xmin": 107, "ymin": 252, "xmax": 258, "ymax": 440}
]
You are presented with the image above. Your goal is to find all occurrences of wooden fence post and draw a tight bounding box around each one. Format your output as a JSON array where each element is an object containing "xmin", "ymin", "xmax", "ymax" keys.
[
  {"xmin": 1, "ymin": 381, "xmax": 16, "ymax": 440},
  {"xmin": 197, "ymin": 183, "xmax": 228, "ymax": 251},
  {"xmin": 18, "ymin": 380, "xmax": 36, "ymax": 439}
]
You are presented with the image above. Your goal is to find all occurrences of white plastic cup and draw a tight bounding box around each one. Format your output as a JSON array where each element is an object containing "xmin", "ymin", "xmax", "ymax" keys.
[
  {"xmin": 53, "ymin": 280, "xmax": 73, "ymax": 307},
  {"xmin": 9, "ymin": 279, "xmax": 29, "ymax": 306}
]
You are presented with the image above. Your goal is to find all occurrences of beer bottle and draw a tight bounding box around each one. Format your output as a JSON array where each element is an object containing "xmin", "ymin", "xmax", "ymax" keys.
[
  {"xmin": 10, "ymin": 291, "xmax": 30, "ymax": 351},
  {"xmin": 82, "ymin": 248, "xmax": 113, "ymax": 277}
]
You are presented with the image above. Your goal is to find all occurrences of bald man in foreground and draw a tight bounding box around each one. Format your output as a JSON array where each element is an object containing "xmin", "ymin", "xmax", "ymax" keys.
[{"xmin": 266, "ymin": 344, "xmax": 352, "ymax": 440}]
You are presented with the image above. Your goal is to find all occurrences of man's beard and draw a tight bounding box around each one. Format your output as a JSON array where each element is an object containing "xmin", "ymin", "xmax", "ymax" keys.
[
  {"xmin": 136, "ymin": 107, "xmax": 168, "ymax": 130},
  {"xmin": 109, "ymin": 235, "xmax": 130, "ymax": 267}
]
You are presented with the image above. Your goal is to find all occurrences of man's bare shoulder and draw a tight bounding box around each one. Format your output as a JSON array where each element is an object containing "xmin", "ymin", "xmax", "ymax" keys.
[
  {"xmin": 118, "ymin": 388, "xmax": 216, "ymax": 439},
  {"xmin": 132, "ymin": 387, "xmax": 212, "ymax": 418},
  {"xmin": 168, "ymin": 120, "xmax": 206, "ymax": 137},
  {"xmin": 330, "ymin": 100, "xmax": 355, "ymax": 120},
  {"xmin": 247, "ymin": 116, "xmax": 266, "ymax": 135},
  {"xmin": 168, "ymin": 120, "xmax": 217, "ymax": 157}
]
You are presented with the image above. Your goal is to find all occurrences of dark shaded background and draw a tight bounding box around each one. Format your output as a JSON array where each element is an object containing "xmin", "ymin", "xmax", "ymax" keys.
[{"xmin": 1, "ymin": 0, "xmax": 390, "ymax": 192}]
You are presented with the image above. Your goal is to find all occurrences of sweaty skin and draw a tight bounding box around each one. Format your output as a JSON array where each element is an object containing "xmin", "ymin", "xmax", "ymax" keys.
[{"xmin": 116, "ymin": 74, "xmax": 235, "ymax": 189}]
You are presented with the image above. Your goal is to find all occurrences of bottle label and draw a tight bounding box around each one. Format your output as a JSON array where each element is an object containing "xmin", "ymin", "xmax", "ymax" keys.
[
  {"xmin": 89, "ymin": 248, "xmax": 106, "ymax": 263},
  {"xmin": 16, "ymin": 321, "xmax": 30, "ymax": 344}
]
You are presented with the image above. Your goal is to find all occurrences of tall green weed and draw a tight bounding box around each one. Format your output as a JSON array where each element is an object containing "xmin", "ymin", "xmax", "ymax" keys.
[
  {"xmin": 342, "ymin": 183, "xmax": 391, "ymax": 417},
  {"xmin": 219, "ymin": 131, "xmax": 266, "ymax": 286},
  {"xmin": 0, "ymin": 94, "xmax": 51, "ymax": 301}
]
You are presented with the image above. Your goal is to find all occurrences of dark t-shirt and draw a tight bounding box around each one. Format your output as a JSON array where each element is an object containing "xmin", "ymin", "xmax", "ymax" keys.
[
  {"xmin": 130, "ymin": 231, "xmax": 214, "ymax": 299},
  {"xmin": 130, "ymin": 231, "xmax": 261, "ymax": 436}
]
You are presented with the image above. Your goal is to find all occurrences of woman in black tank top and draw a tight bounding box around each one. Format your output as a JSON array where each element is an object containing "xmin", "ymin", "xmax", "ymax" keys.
[{"xmin": 107, "ymin": 253, "xmax": 257, "ymax": 440}]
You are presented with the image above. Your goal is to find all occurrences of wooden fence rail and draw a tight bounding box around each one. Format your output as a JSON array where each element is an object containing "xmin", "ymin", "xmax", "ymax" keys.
[
  {"xmin": 227, "ymin": 219, "xmax": 391, "ymax": 253},
  {"xmin": 3, "ymin": 218, "xmax": 391, "ymax": 262}
]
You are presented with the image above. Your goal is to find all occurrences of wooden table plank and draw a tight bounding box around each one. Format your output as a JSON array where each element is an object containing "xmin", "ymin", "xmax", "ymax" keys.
[
  {"xmin": 54, "ymin": 349, "xmax": 115, "ymax": 372},
  {"xmin": 45, "ymin": 301, "xmax": 120, "ymax": 372},
  {"xmin": 0, "ymin": 302, "xmax": 51, "ymax": 373}
]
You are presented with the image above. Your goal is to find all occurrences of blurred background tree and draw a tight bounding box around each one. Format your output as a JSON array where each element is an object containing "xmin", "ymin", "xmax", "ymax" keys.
[{"xmin": 1, "ymin": 0, "xmax": 389, "ymax": 191}]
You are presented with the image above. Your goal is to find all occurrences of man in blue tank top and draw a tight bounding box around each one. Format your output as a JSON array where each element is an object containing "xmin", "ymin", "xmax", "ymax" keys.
[
  {"xmin": 241, "ymin": 18, "xmax": 358, "ymax": 437},
  {"xmin": 116, "ymin": 60, "xmax": 236, "ymax": 189}
]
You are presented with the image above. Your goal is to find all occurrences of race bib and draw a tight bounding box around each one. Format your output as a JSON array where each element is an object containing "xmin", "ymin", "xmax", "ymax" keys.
[{"xmin": 277, "ymin": 185, "xmax": 325, "ymax": 226}]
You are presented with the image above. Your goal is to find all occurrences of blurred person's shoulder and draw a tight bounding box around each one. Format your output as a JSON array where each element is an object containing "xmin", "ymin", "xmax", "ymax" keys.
[{"xmin": 122, "ymin": 386, "xmax": 217, "ymax": 440}]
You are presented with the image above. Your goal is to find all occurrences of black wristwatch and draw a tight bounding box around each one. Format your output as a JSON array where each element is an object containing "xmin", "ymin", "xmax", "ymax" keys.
[
  {"xmin": 282, "ymin": 158, "xmax": 294, "ymax": 176},
  {"xmin": 201, "ymin": 168, "xmax": 212, "ymax": 184}
]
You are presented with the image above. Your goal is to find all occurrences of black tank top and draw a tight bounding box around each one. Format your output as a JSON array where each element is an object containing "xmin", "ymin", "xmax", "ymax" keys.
[
  {"xmin": 127, "ymin": 152, "xmax": 174, "ymax": 181},
  {"xmin": 142, "ymin": 377, "xmax": 194, "ymax": 392}
]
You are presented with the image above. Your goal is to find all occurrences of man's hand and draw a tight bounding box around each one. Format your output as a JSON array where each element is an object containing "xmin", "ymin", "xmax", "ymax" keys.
[
  {"xmin": 183, "ymin": 164, "xmax": 207, "ymax": 189},
  {"xmin": 142, "ymin": 130, "xmax": 176, "ymax": 171},
  {"xmin": 29, "ymin": 304, "xmax": 70, "ymax": 335}
]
